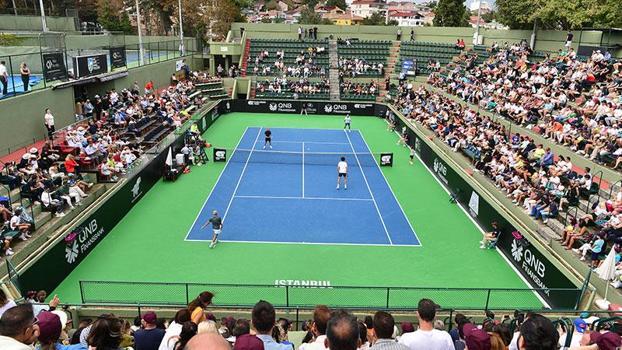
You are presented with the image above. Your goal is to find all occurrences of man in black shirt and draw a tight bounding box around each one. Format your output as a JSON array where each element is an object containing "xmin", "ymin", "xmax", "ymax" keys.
[{"xmin": 263, "ymin": 128, "xmax": 272, "ymax": 149}]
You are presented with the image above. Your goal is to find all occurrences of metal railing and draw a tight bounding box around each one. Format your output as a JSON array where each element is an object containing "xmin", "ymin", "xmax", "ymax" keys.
[{"xmin": 79, "ymin": 280, "xmax": 581, "ymax": 311}]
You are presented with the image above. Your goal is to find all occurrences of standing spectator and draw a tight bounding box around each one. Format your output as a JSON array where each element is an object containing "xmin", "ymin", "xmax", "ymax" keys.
[
  {"xmin": 188, "ymin": 291, "xmax": 214, "ymax": 324},
  {"xmin": 20, "ymin": 63, "xmax": 30, "ymax": 92},
  {"xmin": 565, "ymin": 31, "xmax": 574, "ymax": 48},
  {"xmin": 298, "ymin": 26, "xmax": 303, "ymax": 41},
  {"xmin": 399, "ymin": 299, "xmax": 454, "ymax": 350},
  {"xmin": 410, "ymin": 30, "xmax": 415, "ymax": 42},
  {"xmin": 397, "ymin": 28, "xmax": 402, "ymax": 41},
  {"xmin": 0, "ymin": 60, "xmax": 8, "ymax": 96},
  {"xmin": 517, "ymin": 314, "xmax": 558, "ymax": 350},
  {"xmin": 313, "ymin": 27, "xmax": 318, "ymax": 40},
  {"xmin": 300, "ymin": 305, "xmax": 331, "ymax": 350},
  {"xmin": 0, "ymin": 289, "xmax": 17, "ymax": 318},
  {"xmin": 326, "ymin": 310, "xmax": 358, "ymax": 350},
  {"xmin": 0, "ymin": 304, "xmax": 40, "ymax": 350},
  {"xmin": 44, "ymin": 108, "xmax": 55, "ymax": 138},
  {"xmin": 371, "ymin": 311, "xmax": 409, "ymax": 350},
  {"xmin": 252, "ymin": 300, "xmax": 291, "ymax": 350},
  {"xmin": 134, "ymin": 312, "xmax": 166, "ymax": 350}
]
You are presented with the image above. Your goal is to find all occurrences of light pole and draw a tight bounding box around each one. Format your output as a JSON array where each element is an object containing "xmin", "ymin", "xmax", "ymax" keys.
[
  {"xmin": 474, "ymin": 0, "xmax": 482, "ymax": 45},
  {"xmin": 135, "ymin": 0, "xmax": 145, "ymax": 65},
  {"xmin": 178, "ymin": 0, "xmax": 185, "ymax": 56},
  {"xmin": 38, "ymin": 0, "xmax": 48, "ymax": 32}
]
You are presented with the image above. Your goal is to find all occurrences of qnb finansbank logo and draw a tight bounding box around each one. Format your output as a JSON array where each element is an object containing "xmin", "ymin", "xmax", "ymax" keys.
[
  {"xmin": 509, "ymin": 238, "xmax": 549, "ymax": 295},
  {"xmin": 65, "ymin": 241, "xmax": 79, "ymax": 264}
]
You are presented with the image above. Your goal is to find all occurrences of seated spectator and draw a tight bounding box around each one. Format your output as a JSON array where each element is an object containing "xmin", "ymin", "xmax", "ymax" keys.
[
  {"xmin": 0, "ymin": 289, "xmax": 17, "ymax": 318},
  {"xmin": 9, "ymin": 208, "xmax": 32, "ymax": 240},
  {"xmin": 518, "ymin": 314, "xmax": 558, "ymax": 350},
  {"xmin": 299, "ymin": 305, "xmax": 331, "ymax": 350},
  {"xmin": 40, "ymin": 188, "xmax": 65, "ymax": 218},
  {"xmin": 85, "ymin": 314, "xmax": 123, "ymax": 350}
]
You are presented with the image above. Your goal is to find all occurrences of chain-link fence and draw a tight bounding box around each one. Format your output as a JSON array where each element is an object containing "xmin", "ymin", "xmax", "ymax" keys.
[{"xmin": 79, "ymin": 281, "xmax": 581, "ymax": 310}]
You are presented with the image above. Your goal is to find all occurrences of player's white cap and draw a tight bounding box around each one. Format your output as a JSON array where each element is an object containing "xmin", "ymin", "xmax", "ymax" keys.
[{"xmin": 212, "ymin": 210, "xmax": 218, "ymax": 215}]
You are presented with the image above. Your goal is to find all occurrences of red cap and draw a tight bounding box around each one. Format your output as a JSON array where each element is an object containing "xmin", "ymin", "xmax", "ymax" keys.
[
  {"xmin": 142, "ymin": 311, "xmax": 157, "ymax": 324},
  {"xmin": 463, "ymin": 323, "xmax": 491, "ymax": 350}
]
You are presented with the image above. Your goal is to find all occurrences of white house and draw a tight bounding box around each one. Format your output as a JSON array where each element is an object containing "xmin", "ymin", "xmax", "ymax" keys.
[
  {"xmin": 388, "ymin": 10, "xmax": 425, "ymax": 27},
  {"xmin": 350, "ymin": 0, "xmax": 383, "ymax": 18}
]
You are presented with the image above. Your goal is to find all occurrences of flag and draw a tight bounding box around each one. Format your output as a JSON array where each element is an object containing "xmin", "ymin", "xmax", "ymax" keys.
[
  {"xmin": 595, "ymin": 247, "xmax": 617, "ymax": 302},
  {"xmin": 165, "ymin": 147, "xmax": 173, "ymax": 168}
]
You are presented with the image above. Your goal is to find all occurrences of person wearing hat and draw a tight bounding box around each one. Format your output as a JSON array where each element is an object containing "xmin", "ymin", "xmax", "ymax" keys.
[
  {"xmin": 201, "ymin": 210, "xmax": 223, "ymax": 249},
  {"xmin": 461, "ymin": 324, "xmax": 490, "ymax": 350},
  {"xmin": 35, "ymin": 310, "xmax": 84, "ymax": 350},
  {"xmin": 134, "ymin": 311, "xmax": 165, "ymax": 350},
  {"xmin": 558, "ymin": 318, "xmax": 586, "ymax": 348}
]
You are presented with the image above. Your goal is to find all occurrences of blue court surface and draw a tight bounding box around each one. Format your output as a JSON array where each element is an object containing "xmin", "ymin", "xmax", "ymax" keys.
[{"xmin": 185, "ymin": 127, "xmax": 420, "ymax": 246}]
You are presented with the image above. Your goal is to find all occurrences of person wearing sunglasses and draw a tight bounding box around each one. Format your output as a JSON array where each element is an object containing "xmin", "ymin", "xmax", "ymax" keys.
[{"xmin": 0, "ymin": 303, "xmax": 40, "ymax": 350}]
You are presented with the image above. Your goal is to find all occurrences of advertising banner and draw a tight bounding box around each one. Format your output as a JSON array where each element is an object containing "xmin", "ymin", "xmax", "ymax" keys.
[
  {"xmin": 42, "ymin": 52, "xmax": 68, "ymax": 81},
  {"xmin": 109, "ymin": 46, "xmax": 127, "ymax": 68},
  {"xmin": 231, "ymin": 100, "xmax": 376, "ymax": 116},
  {"xmin": 74, "ymin": 54, "xmax": 108, "ymax": 78},
  {"xmin": 213, "ymin": 148, "xmax": 227, "ymax": 162}
]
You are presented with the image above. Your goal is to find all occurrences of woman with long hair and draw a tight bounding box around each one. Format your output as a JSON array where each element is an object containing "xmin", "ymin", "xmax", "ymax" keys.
[
  {"xmin": 187, "ymin": 291, "xmax": 214, "ymax": 324},
  {"xmin": 87, "ymin": 315, "xmax": 124, "ymax": 350}
]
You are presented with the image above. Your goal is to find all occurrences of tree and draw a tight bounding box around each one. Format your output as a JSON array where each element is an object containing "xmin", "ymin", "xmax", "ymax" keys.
[
  {"xmin": 433, "ymin": 0, "xmax": 469, "ymax": 27},
  {"xmin": 325, "ymin": 0, "xmax": 346, "ymax": 11},
  {"xmin": 361, "ymin": 11, "xmax": 385, "ymax": 25},
  {"xmin": 96, "ymin": 0, "xmax": 133, "ymax": 33},
  {"xmin": 299, "ymin": 6, "xmax": 331, "ymax": 24}
]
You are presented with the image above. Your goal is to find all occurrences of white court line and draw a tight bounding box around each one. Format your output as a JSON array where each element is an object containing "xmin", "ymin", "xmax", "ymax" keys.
[
  {"xmin": 222, "ymin": 128, "xmax": 263, "ymax": 222},
  {"xmin": 389, "ymin": 126, "xmax": 549, "ymax": 308},
  {"xmin": 345, "ymin": 130, "xmax": 393, "ymax": 245},
  {"xmin": 357, "ymin": 130, "xmax": 422, "ymax": 246},
  {"xmin": 184, "ymin": 127, "xmax": 250, "ymax": 241},
  {"xmin": 302, "ymin": 142, "xmax": 305, "ymax": 198},
  {"xmin": 185, "ymin": 239, "xmax": 421, "ymax": 247},
  {"xmin": 234, "ymin": 195, "xmax": 374, "ymax": 201}
]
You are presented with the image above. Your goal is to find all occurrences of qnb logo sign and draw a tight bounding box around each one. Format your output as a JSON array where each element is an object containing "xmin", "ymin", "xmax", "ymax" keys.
[
  {"xmin": 131, "ymin": 177, "xmax": 142, "ymax": 203},
  {"xmin": 432, "ymin": 158, "xmax": 448, "ymax": 184},
  {"xmin": 324, "ymin": 104, "xmax": 349, "ymax": 114},
  {"xmin": 65, "ymin": 241, "xmax": 79, "ymax": 264},
  {"xmin": 65, "ymin": 219, "xmax": 106, "ymax": 264},
  {"xmin": 510, "ymin": 238, "xmax": 549, "ymax": 294},
  {"xmin": 269, "ymin": 103, "xmax": 278, "ymax": 111}
]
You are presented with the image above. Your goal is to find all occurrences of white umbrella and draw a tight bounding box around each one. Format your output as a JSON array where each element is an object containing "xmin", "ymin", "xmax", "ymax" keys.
[
  {"xmin": 595, "ymin": 247, "xmax": 617, "ymax": 302},
  {"xmin": 165, "ymin": 147, "xmax": 173, "ymax": 168}
]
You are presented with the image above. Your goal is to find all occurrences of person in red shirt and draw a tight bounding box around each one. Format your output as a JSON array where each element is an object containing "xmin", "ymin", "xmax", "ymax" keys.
[{"xmin": 64, "ymin": 154, "xmax": 79, "ymax": 174}]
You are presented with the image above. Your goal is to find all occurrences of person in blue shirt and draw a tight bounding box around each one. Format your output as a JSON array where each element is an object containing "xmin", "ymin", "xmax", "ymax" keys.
[
  {"xmin": 540, "ymin": 148, "xmax": 554, "ymax": 168},
  {"xmin": 252, "ymin": 301, "xmax": 292, "ymax": 350},
  {"xmin": 36, "ymin": 310, "xmax": 87, "ymax": 350},
  {"xmin": 590, "ymin": 233, "xmax": 606, "ymax": 268}
]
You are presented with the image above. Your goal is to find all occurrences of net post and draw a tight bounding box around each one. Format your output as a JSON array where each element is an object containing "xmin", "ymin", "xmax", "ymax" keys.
[
  {"xmin": 286, "ymin": 286, "xmax": 290, "ymax": 307},
  {"xmin": 385, "ymin": 287, "xmax": 390, "ymax": 308},
  {"xmin": 485, "ymin": 289, "xmax": 492, "ymax": 310},
  {"xmin": 185, "ymin": 283, "xmax": 190, "ymax": 305}
]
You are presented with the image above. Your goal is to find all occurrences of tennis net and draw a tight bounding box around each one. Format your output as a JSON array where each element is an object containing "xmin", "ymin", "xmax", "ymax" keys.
[{"xmin": 223, "ymin": 148, "xmax": 387, "ymax": 167}]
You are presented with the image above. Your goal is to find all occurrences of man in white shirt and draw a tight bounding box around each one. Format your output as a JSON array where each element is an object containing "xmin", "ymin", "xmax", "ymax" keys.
[
  {"xmin": 300, "ymin": 305, "xmax": 331, "ymax": 350},
  {"xmin": 0, "ymin": 304, "xmax": 40, "ymax": 350},
  {"xmin": 0, "ymin": 60, "xmax": 8, "ymax": 95},
  {"xmin": 44, "ymin": 108, "xmax": 55, "ymax": 138},
  {"xmin": 398, "ymin": 299, "xmax": 454, "ymax": 350},
  {"xmin": 337, "ymin": 157, "xmax": 348, "ymax": 190}
]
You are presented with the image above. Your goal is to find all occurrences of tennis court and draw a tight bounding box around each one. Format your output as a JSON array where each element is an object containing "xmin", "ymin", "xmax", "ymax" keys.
[
  {"xmin": 186, "ymin": 127, "xmax": 419, "ymax": 246},
  {"xmin": 51, "ymin": 112, "xmax": 544, "ymax": 309}
]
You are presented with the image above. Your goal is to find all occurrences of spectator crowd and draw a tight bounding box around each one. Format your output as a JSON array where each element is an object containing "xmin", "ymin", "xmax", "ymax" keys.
[
  {"xmin": 256, "ymin": 78, "xmax": 330, "ymax": 97},
  {"xmin": 0, "ymin": 288, "xmax": 618, "ymax": 350},
  {"xmin": 247, "ymin": 46, "xmax": 328, "ymax": 78}
]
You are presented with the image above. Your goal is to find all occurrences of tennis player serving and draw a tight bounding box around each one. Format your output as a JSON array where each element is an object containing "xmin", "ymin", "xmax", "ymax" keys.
[
  {"xmin": 201, "ymin": 210, "xmax": 223, "ymax": 248},
  {"xmin": 336, "ymin": 156, "xmax": 348, "ymax": 190}
]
